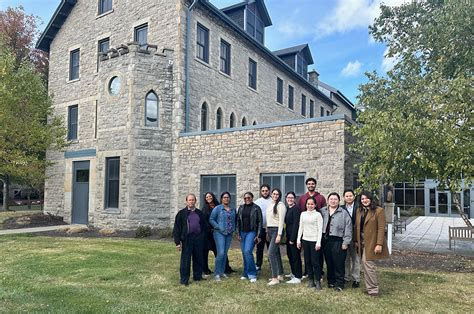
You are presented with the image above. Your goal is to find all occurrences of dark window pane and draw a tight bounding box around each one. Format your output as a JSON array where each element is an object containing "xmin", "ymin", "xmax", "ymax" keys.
[
  {"xmin": 201, "ymin": 103, "xmax": 208, "ymax": 131},
  {"xmin": 277, "ymin": 78, "xmax": 283, "ymax": 104},
  {"xmin": 416, "ymin": 189, "xmax": 425, "ymax": 206},
  {"xmin": 294, "ymin": 175, "xmax": 305, "ymax": 196},
  {"xmin": 230, "ymin": 113, "xmax": 236, "ymax": 128},
  {"xmin": 69, "ymin": 49, "xmax": 80, "ymax": 80},
  {"xmin": 310, "ymin": 100, "xmax": 314, "ymax": 118},
  {"xmin": 429, "ymin": 189, "xmax": 436, "ymax": 206},
  {"xmin": 301, "ymin": 94, "xmax": 306, "ymax": 116},
  {"xmin": 248, "ymin": 59, "xmax": 257, "ymax": 89},
  {"xmin": 320, "ymin": 107, "xmax": 324, "ymax": 117},
  {"xmin": 197, "ymin": 24, "xmax": 209, "ymax": 62},
  {"xmin": 98, "ymin": 0, "xmax": 112, "ymax": 14},
  {"xmin": 220, "ymin": 40, "xmax": 231, "ymax": 75},
  {"xmin": 106, "ymin": 157, "xmax": 120, "ymax": 209},
  {"xmin": 76, "ymin": 169, "xmax": 89, "ymax": 183},
  {"xmin": 135, "ymin": 24, "xmax": 148, "ymax": 49},
  {"xmin": 216, "ymin": 108, "xmax": 222, "ymax": 129},
  {"xmin": 394, "ymin": 189, "xmax": 404, "ymax": 205},
  {"xmin": 68, "ymin": 105, "xmax": 78, "ymax": 140},
  {"xmin": 405, "ymin": 189, "xmax": 415, "ymax": 206},
  {"xmin": 288, "ymin": 85, "xmax": 294, "ymax": 110}
]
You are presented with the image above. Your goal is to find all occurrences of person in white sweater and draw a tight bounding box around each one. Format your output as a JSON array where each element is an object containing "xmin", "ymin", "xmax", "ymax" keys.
[
  {"xmin": 266, "ymin": 188, "xmax": 287, "ymax": 286},
  {"xmin": 297, "ymin": 197, "xmax": 323, "ymax": 290}
]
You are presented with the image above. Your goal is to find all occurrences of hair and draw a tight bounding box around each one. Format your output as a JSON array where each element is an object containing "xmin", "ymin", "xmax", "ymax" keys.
[
  {"xmin": 359, "ymin": 190, "xmax": 377, "ymax": 211},
  {"xmin": 305, "ymin": 177, "xmax": 317, "ymax": 185},
  {"xmin": 244, "ymin": 191, "xmax": 254, "ymax": 199},
  {"xmin": 204, "ymin": 192, "xmax": 219, "ymax": 205},
  {"xmin": 343, "ymin": 189, "xmax": 355, "ymax": 196},
  {"xmin": 220, "ymin": 191, "xmax": 231, "ymax": 202},
  {"xmin": 271, "ymin": 188, "xmax": 282, "ymax": 215},
  {"xmin": 186, "ymin": 193, "xmax": 196, "ymax": 201},
  {"xmin": 260, "ymin": 184, "xmax": 270, "ymax": 191},
  {"xmin": 327, "ymin": 192, "xmax": 341, "ymax": 201},
  {"xmin": 305, "ymin": 196, "xmax": 319, "ymax": 212},
  {"xmin": 286, "ymin": 191, "xmax": 296, "ymax": 198}
]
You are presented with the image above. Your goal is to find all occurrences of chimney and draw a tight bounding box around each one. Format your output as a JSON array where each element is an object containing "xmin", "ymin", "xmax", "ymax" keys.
[{"xmin": 308, "ymin": 70, "xmax": 319, "ymax": 87}]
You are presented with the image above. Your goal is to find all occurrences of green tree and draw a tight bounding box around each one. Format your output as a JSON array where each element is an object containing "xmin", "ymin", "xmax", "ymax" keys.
[
  {"xmin": 0, "ymin": 45, "xmax": 67, "ymax": 211},
  {"xmin": 353, "ymin": 0, "xmax": 473, "ymax": 213}
]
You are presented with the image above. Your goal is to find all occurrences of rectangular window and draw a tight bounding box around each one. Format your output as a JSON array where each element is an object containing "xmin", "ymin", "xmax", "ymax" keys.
[
  {"xmin": 220, "ymin": 39, "xmax": 231, "ymax": 75},
  {"xmin": 97, "ymin": 38, "xmax": 109, "ymax": 71},
  {"xmin": 261, "ymin": 173, "xmax": 306, "ymax": 199},
  {"xmin": 67, "ymin": 105, "xmax": 78, "ymax": 140},
  {"xmin": 246, "ymin": 10, "xmax": 256, "ymax": 38},
  {"xmin": 301, "ymin": 94, "xmax": 306, "ymax": 116},
  {"xmin": 105, "ymin": 157, "xmax": 120, "ymax": 209},
  {"xmin": 309, "ymin": 100, "xmax": 314, "ymax": 118},
  {"xmin": 134, "ymin": 24, "xmax": 148, "ymax": 49},
  {"xmin": 246, "ymin": 9, "xmax": 264, "ymax": 44},
  {"xmin": 288, "ymin": 85, "xmax": 294, "ymax": 110},
  {"xmin": 327, "ymin": 110, "xmax": 330, "ymax": 116},
  {"xmin": 255, "ymin": 19, "xmax": 264, "ymax": 43},
  {"xmin": 248, "ymin": 58, "xmax": 257, "ymax": 89},
  {"xmin": 98, "ymin": 0, "xmax": 112, "ymax": 15},
  {"xmin": 69, "ymin": 49, "xmax": 80, "ymax": 80},
  {"xmin": 276, "ymin": 77, "xmax": 283, "ymax": 104},
  {"xmin": 320, "ymin": 107, "xmax": 324, "ymax": 117},
  {"xmin": 201, "ymin": 175, "xmax": 237, "ymax": 209},
  {"xmin": 196, "ymin": 23, "xmax": 209, "ymax": 63},
  {"xmin": 296, "ymin": 54, "xmax": 308, "ymax": 78}
]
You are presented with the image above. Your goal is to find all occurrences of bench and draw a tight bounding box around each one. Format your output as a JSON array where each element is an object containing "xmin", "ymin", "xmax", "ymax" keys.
[{"xmin": 448, "ymin": 226, "xmax": 474, "ymax": 251}]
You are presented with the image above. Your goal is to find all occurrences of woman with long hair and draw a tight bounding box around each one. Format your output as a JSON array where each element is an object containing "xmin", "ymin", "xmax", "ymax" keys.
[
  {"xmin": 284, "ymin": 191, "xmax": 302, "ymax": 284},
  {"xmin": 266, "ymin": 188, "xmax": 286, "ymax": 286},
  {"xmin": 209, "ymin": 192, "xmax": 236, "ymax": 281},
  {"xmin": 354, "ymin": 191, "xmax": 389, "ymax": 297},
  {"xmin": 297, "ymin": 197, "xmax": 323, "ymax": 289},
  {"xmin": 201, "ymin": 192, "xmax": 219, "ymax": 275},
  {"xmin": 320, "ymin": 192, "xmax": 352, "ymax": 291}
]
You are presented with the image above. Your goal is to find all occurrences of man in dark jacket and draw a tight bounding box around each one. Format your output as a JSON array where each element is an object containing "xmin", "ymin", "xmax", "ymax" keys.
[
  {"xmin": 173, "ymin": 193, "xmax": 206, "ymax": 286},
  {"xmin": 341, "ymin": 189, "xmax": 360, "ymax": 288}
]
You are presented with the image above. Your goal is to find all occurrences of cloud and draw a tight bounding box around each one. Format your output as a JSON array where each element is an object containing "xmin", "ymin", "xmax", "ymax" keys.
[
  {"xmin": 381, "ymin": 47, "xmax": 399, "ymax": 72},
  {"xmin": 317, "ymin": 0, "xmax": 407, "ymax": 38},
  {"xmin": 341, "ymin": 60, "xmax": 363, "ymax": 77}
]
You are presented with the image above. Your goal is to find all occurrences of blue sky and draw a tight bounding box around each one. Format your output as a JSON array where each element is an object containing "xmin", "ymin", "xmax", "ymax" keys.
[{"xmin": 0, "ymin": 0, "xmax": 404, "ymax": 103}]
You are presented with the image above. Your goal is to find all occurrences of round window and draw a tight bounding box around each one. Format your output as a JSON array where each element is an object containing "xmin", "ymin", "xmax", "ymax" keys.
[{"xmin": 108, "ymin": 76, "xmax": 121, "ymax": 96}]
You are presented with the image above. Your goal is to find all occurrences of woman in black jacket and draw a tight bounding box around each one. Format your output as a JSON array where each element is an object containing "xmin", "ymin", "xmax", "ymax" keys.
[{"xmin": 284, "ymin": 191, "xmax": 302, "ymax": 284}]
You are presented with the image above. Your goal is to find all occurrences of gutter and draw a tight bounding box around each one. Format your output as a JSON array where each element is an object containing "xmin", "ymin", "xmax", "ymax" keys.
[{"xmin": 184, "ymin": 0, "xmax": 199, "ymax": 133}]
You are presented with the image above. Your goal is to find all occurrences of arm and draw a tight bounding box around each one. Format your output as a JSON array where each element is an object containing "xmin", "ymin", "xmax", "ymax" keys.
[
  {"xmin": 209, "ymin": 206, "xmax": 219, "ymax": 230},
  {"xmin": 256, "ymin": 205, "xmax": 263, "ymax": 238},
  {"xmin": 297, "ymin": 212, "xmax": 304, "ymax": 249},
  {"xmin": 316, "ymin": 213, "xmax": 323, "ymax": 248},
  {"xmin": 290, "ymin": 208, "xmax": 301, "ymax": 243},
  {"xmin": 277, "ymin": 203, "xmax": 287, "ymax": 236},
  {"xmin": 172, "ymin": 210, "xmax": 182, "ymax": 246},
  {"xmin": 376, "ymin": 207, "xmax": 386, "ymax": 246},
  {"xmin": 342, "ymin": 210, "xmax": 353, "ymax": 247}
]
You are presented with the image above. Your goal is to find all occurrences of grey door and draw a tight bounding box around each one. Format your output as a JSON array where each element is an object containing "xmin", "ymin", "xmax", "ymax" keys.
[{"xmin": 72, "ymin": 161, "xmax": 90, "ymax": 224}]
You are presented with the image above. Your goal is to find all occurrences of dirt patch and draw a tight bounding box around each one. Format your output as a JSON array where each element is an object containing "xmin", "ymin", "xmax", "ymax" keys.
[
  {"xmin": 376, "ymin": 249, "xmax": 473, "ymax": 273},
  {"xmin": 35, "ymin": 227, "xmax": 172, "ymax": 240},
  {"xmin": 2, "ymin": 213, "xmax": 67, "ymax": 229}
]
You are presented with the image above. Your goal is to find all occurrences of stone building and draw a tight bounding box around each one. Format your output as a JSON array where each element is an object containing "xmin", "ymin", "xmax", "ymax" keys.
[{"xmin": 37, "ymin": 0, "xmax": 357, "ymax": 229}]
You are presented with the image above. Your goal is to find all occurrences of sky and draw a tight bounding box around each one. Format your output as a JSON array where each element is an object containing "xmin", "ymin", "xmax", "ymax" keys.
[{"xmin": 0, "ymin": 0, "xmax": 406, "ymax": 104}]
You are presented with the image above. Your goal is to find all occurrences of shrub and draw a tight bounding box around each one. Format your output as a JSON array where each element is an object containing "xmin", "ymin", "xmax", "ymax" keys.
[
  {"xmin": 156, "ymin": 227, "xmax": 173, "ymax": 238},
  {"xmin": 135, "ymin": 225, "xmax": 152, "ymax": 238},
  {"xmin": 409, "ymin": 207, "xmax": 425, "ymax": 216}
]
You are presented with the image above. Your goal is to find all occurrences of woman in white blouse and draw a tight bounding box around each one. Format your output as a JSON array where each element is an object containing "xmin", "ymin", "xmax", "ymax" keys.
[{"xmin": 297, "ymin": 197, "xmax": 323, "ymax": 290}]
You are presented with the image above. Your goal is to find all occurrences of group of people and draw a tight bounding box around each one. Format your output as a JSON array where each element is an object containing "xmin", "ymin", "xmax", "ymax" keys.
[{"xmin": 172, "ymin": 178, "xmax": 389, "ymax": 297}]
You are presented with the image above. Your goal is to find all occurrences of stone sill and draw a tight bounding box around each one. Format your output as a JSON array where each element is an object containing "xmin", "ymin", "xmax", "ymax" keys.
[
  {"xmin": 218, "ymin": 70, "xmax": 232, "ymax": 80},
  {"xmin": 247, "ymin": 85, "xmax": 258, "ymax": 94},
  {"xmin": 104, "ymin": 208, "xmax": 120, "ymax": 214},
  {"xmin": 195, "ymin": 57, "xmax": 211, "ymax": 69},
  {"xmin": 67, "ymin": 78, "xmax": 80, "ymax": 84},
  {"xmin": 96, "ymin": 9, "xmax": 114, "ymax": 19}
]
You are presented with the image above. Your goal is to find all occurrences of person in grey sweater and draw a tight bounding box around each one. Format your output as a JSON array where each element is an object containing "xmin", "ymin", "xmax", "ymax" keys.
[{"xmin": 320, "ymin": 192, "xmax": 352, "ymax": 291}]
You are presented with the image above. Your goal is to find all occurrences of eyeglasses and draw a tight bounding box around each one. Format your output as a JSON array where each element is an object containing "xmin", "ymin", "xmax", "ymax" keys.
[{"xmin": 244, "ymin": 197, "xmax": 252, "ymax": 200}]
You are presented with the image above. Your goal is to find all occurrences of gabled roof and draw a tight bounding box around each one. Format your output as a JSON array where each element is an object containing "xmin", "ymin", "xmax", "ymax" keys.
[
  {"xmin": 36, "ymin": 0, "xmax": 77, "ymax": 52},
  {"xmin": 318, "ymin": 81, "xmax": 355, "ymax": 109},
  {"xmin": 221, "ymin": 0, "xmax": 272, "ymax": 26},
  {"xmin": 273, "ymin": 44, "xmax": 314, "ymax": 64}
]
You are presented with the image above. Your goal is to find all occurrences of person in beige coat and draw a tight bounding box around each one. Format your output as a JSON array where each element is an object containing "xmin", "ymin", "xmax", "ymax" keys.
[{"xmin": 354, "ymin": 191, "xmax": 389, "ymax": 297}]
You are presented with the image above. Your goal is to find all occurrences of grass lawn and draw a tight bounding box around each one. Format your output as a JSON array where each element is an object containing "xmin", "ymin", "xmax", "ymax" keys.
[{"xmin": 0, "ymin": 235, "xmax": 472, "ymax": 313}]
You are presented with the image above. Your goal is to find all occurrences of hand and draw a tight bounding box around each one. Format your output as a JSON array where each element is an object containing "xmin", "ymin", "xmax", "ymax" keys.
[
  {"xmin": 374, "ymin": 244, "xmax": 382, "ymax": 254},
  {"xmin": 315, "ymin": 244, "xmax": 321, "ymax": 251},
  {"xmin": 237, "ymin": 234, "xmax": 241, "ymax": 241},
  {"xmin": 297, "ymin": 242, "xmax": 301, "ymax": 249},
  {"xmin": 266, "ymin": 234, "xmax": 270, "ymax": 242},
  {"xmin": 254, "ymin": 237, "xmax": 261, "ymax": 244},
  {"xmin": 176, "ymin": 243, "xmax": 181, "ymax": 251},
  {"xmin": 342, "ymin": 244, "xmax": 348, "ymax": 250},
  {"xmin": 289, "ymin": 241, "xmax": 294, "ymax": 245},
  {"xmin": 275, "ymin": 235, "xmax": 281, "ymax": 244}
]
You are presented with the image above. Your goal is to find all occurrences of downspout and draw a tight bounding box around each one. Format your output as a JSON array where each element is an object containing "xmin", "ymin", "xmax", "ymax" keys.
[{"xmin": 185, "ymin": 0, "xmax": 199, "ymax": 133}]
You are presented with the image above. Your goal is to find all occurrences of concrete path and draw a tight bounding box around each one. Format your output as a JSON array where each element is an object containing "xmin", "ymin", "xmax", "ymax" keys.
[
  {"xmin": 0, "ymin": 225, "xmax": 66, "ymax": 235},
  {"xmin": 393, "ymin": 216, "xmax": 473, "ymax": 256}
]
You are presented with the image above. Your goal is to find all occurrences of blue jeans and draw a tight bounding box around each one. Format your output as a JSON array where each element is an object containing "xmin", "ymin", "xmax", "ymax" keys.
[
  {"xmin": 240, "ymin": 231, "xmax": 257, "ymax": 279},
  {"xmin": 213, "ymin": 231, "xmax": 233, "ymax": 277}
]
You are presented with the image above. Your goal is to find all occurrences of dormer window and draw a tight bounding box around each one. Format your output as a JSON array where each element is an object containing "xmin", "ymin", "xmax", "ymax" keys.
[
  {"xmin": 245, "ymin": 8, "xmax": 265, "ymax": 44},
  {"xmin": 296, "ymin": 54, "xmax": 308, "ymax": 79}
]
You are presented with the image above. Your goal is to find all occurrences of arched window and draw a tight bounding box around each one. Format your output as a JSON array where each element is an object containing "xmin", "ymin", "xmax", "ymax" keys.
[
  {"xmin": 230, "ymin": 112, "xmax": 236, "ymax": 128},
  {"xmin": 252, "ymin": 121, "xmax": 257, "ymax": 126},
  {"xmin": 216, "ymin": 108, "xmax": 223, "ymax": 130},
  {"xmin": 145, "ymin": 91, "xmax": 158, "ymax": 127},
  {"xmin": 201, "ymin": 102, "xmax": 208, "ymax": 131},
  {"xmin": 241, "ymin": 117, "xmax": 247, "ymax": 126}
]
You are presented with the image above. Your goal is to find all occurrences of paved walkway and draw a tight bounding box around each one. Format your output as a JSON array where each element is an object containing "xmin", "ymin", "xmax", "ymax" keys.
[
  {"xmin": 0, "ymin": 225, "xmax": 66, "ymax": 235},
  {"xmin": 393, "ymin": 216, "xmax": 473, "ymax": 256}
]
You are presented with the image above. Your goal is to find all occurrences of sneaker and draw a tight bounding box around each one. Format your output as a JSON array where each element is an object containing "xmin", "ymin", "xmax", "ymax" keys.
[
  {"xmin": 315, "ymin": 281, "xmax": 322, "ymax": 290},
  {"xmin": 352, "ymin": 281, "xmax": 360, "ymax": 288},
  {"xmin": 222, "ymin": 273, "xmax": 228, "ymax": 278},
  {"xmin": 334, "ymin": 287, "xmax": 343, "ymax": 292},
  {"xmin": 277, "ymin": 275, "xmax": 284, "ymax": 281},
  {"xmin": 307, "ymin": 280, "xmax": 316, "ymax": 288},
  {"xmin": 285, "ymin": 273, "xmax": 294, "ymax": 278},
  {"xmin": 267, "ymin": 279, "xmax": 279, "ymax": 286},
  {"xmin": 256, "ymin": 266, "xmax": 261, "ymax": 271},
  {"xmin": 250, "ymin": 278, "xmax": 257, "ymax": 283},
  {"xmin": 286, "ymin": 278, "xmax": 301, "ymax": 284},
  {"xmin": 302, "ymin": 274, "xmax": 308, "ymax": 279},
  {"xmin": 214, "ymin": 276, "xmax": 221, "ymax": 282},
  {"xmin": 240, "ymin": 276, "xmax": 248, "ymax": 280}
]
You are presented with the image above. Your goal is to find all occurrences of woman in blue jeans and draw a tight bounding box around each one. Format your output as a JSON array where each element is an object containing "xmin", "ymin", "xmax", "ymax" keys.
[
  {"xmin": 237, "ymin": 192, "xmax": 263, "ymax": 283},
  {"xmin": 209, "ymin": 191, "xmax": 236, "ymax": 281}
]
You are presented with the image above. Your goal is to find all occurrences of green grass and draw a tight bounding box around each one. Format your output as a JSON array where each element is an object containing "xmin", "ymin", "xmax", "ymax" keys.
[{"xmin": 0, "ymin": 235, "xmax": 473, "ymax": 313}]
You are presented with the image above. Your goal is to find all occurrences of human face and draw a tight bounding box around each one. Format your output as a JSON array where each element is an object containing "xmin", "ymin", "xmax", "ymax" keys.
[
  {"xmin": 244, "ymin": 194, "xmax": 253, "ymax": 205},
  {"xmin": 260, "ymin": 186, "xmax": 270, "ymax": 199},
  {"xmin": 361, "ymin": 195, "xmax": 371, "ymax": 208},
  {"xmin": 186, "ymin": 195, "xmax": 196, "ymax": 208},
  {"xmin": 286, "ymin": 194, "xmax": 295, "ymax": 207},
  {"xmin": 306, "ymin": 199, "xmax": 316, "ymax": 211},
  {"xmin": 271, "ymin": 190, "xmax": 280, "ymax": 202},
  {"xmin": 328, "ymin": 195, "xmax": 340, "ymax": 209},
  {"xmin": 205, "ymin": 193, "xmax": 213, "ymax": 204},
  {"xmin": 221, "ymin": 194, "xmax": 231, "ymax": 206},
  {"xmin": 344, "ymin": 192, "xmax": 355, "ymax": 205},
  {"xmin": 306, "ymin": 181, "xmax": 316, "ymax": 192}
]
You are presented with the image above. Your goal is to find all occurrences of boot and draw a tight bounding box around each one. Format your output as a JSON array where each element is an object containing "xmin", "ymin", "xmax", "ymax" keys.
[
  {"xmin": 307, "ymin": 280, "xmax": 316, "ymax": 288},
  {"xmin": 315, "ymin": 281, "xmax": 322, "ymax": 290}
]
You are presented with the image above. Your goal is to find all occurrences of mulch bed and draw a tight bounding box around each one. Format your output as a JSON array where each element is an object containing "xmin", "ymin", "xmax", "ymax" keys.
[{"xmin": 2, "ymin": 213, "xmax": 67, "ymax": 229}]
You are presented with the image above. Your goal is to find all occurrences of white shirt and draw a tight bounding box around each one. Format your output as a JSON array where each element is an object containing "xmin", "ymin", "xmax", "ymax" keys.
[
  {"xmin": 255, "ymin": 197, "xmax": 272, "ymax": 227},
  {"xmin": 346, "ymin": 203, "xmax": 354, "ymax": 217},
  {"xmin": 297, "ymin": 210, "xmax": 323, "ymax": 244}
]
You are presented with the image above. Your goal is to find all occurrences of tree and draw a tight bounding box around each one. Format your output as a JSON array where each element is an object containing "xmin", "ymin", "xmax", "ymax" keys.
[
  {"xmin": 352, "ymin": 0, "xmax": 473, "ymax": 212},
  {"xmin": 0, "ymin": 6, "xmax": 48, "ymax": 80},
  {"xmin": 0, "ymin": 44, "xmax": 67, "ymax": 211}
]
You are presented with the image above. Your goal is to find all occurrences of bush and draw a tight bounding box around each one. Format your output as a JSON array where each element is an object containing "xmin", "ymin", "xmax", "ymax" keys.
[
  {"xmin": 135, "ymin": 225, "xmax": 152, "ymax": 238},
  {"xmin": 156, "ymin": 227, "xmax": 173, "ymax": 238},
  {"xmin": 409, "ymin": 207, "xmax": 425, "ymax": 216}
]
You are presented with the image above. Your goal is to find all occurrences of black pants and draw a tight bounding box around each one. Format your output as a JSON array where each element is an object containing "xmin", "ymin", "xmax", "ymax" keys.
[
  {"xmin": 286, "ymin": 239, "xmax": 302, "ymax": 279},
  {"xmin": 256, "ymin": 228, "xmax": 269, "ymax": 268},
  {"xmin": 323, "ymin": 237, "xmax": 347, "ymax": 289},
  {"xmin": 302, "ymin": 240, "xmax": 322, "ymax": 281},
  {"xmin": 180, "ymin": 233, "xmax": 204, "ymax": 284},
  {"xmin": 203, "ymin": 231, "xmax": 232, "ymax": 273}
]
